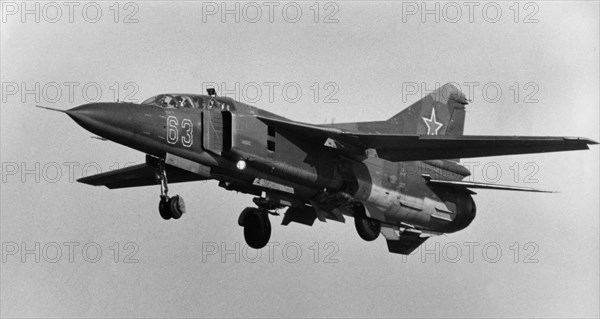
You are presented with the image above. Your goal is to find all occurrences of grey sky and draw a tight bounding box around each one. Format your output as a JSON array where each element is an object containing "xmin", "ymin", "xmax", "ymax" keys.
[{"xmin": 1, "ymin": 1, "xmax": 598, "ymax": 318}]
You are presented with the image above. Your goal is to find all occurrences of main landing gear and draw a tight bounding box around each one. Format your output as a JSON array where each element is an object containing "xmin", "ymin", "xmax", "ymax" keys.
[
  {"xmin": 237, "ymin": 198, "xmax": 280, "ymax": 249},
  {"xmin": 156, "ymin": 160, "xmax": 186, "ymax": 220}
]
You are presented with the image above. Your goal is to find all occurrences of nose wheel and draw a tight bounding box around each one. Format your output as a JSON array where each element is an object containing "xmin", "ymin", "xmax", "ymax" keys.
[{"xmin": 155, "ymin": 160, "xmax": 186, "ymax": 220}]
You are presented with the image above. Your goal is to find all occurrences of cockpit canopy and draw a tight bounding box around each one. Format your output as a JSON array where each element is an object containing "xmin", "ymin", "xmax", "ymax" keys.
[
  {"xmin": 141, "ymin": 93, "xmax": 240, "ymax": 112},
  {"xmin": 142, "ymin": 94, "xmax": 206, "ymax": 109}
]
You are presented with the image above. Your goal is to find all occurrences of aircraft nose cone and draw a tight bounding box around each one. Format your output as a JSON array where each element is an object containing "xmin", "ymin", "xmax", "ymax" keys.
[
  {"xmin": 68, "ymin": 103, "xmax": 131, "ymax": 124},
  {"xmin": 67, "ymin": 103, "xmax": 134, "ymax": 140}
]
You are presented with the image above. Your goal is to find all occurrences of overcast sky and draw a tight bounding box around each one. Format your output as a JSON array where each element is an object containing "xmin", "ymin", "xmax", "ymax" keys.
[{"xmin": 1, "ymin": 1, "xmax": 599, "ymax": 318}]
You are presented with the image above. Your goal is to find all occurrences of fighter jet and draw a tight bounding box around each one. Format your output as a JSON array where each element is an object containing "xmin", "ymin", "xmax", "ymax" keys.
[{"xmin": 37, "ymin": 83, "xmax": 597, "ymax": 255}]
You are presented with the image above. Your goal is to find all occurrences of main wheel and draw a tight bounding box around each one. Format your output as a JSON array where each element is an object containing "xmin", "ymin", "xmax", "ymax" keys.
[
  {"xmin": 354, "ymin": 205, "xmax": 380, "ymax": 241},
  {"xmin": 159, "ymin": 197, "xmax": 171, "ymax": 220},
  {"xmin": 243, "ymin": 211, "xmax": 271, "ymax": 249},
  {"xmin": 168, "ymin": 195, "xmax": 185, "ymax": 219}
]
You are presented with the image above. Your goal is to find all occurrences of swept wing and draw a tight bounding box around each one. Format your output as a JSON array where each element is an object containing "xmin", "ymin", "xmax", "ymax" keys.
[{"xmin": 257, "ymin": 116, "xmax": 597, "ymax": 161}]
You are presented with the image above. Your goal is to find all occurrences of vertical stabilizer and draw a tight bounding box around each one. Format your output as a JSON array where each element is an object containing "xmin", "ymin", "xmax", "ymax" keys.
[{"xmin": 387, "ymin": 83, "xmax": 468, "ymax": 136}]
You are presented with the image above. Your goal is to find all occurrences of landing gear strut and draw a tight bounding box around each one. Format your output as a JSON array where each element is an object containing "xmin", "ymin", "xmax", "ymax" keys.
[{"xmin": 156, "ymin": 159, "xmax": 185, "ymax": 220}]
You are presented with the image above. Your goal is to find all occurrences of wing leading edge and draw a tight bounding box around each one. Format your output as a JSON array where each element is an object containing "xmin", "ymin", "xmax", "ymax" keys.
[{"xmin": 257, "ymin": 116, "xmax": 597, "ymax": 161}]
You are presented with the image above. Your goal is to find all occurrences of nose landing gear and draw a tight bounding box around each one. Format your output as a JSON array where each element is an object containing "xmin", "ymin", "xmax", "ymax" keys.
[{"xmin": 156, "ymin": 160, "xmax": 186, "ymax": 220}]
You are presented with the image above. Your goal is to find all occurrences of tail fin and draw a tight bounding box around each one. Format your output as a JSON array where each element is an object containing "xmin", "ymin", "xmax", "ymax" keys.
[{"xmin": 388, "ymin": 83, "xmax": 468, "ymax": 136}]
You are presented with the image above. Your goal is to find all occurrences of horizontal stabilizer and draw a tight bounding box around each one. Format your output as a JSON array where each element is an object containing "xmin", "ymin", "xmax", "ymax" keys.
[
  {"xmin": 78, "ymin": 161, "xmax": 209, "ymax": 189},
  {"xmin": 422, "ymin": 174, "xmax": 554, "ymax": 193},
  {"xmin": 258, "ymin": 116, "xmax": 597, "ymax": 162}
]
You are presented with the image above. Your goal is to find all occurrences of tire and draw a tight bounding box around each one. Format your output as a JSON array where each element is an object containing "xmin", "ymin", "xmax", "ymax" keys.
[
  {"xmin": 169, "ymin": 195, "xmax": 185, "ymax": 220},
  {"xmin": 159, "ymin": 197, "xmax": 171, "ymax": 220},
  {"xmin": 243, "ymin": 211, "xmax": 271, "ymax": 249},
  {"xmin": 354, "ymin": 205, "xmax": 381, "ymax": 241}
]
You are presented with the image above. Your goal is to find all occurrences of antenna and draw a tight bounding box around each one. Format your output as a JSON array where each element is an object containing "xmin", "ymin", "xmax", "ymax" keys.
[{"xmin": 35, "ymin": 105, "xmax": 67, "ymax": 113}]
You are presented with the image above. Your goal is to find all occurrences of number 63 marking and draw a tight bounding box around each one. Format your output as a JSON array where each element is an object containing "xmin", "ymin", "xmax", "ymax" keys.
[{"xmin": 166, "ymin": 116, "xmax": 193, "ymax": 147}]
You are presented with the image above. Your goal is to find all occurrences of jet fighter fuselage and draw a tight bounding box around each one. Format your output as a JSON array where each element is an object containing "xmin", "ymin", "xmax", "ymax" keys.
[{"xmin": 39, "ymin": 84, "xmax": 597, "ymax": 254}]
